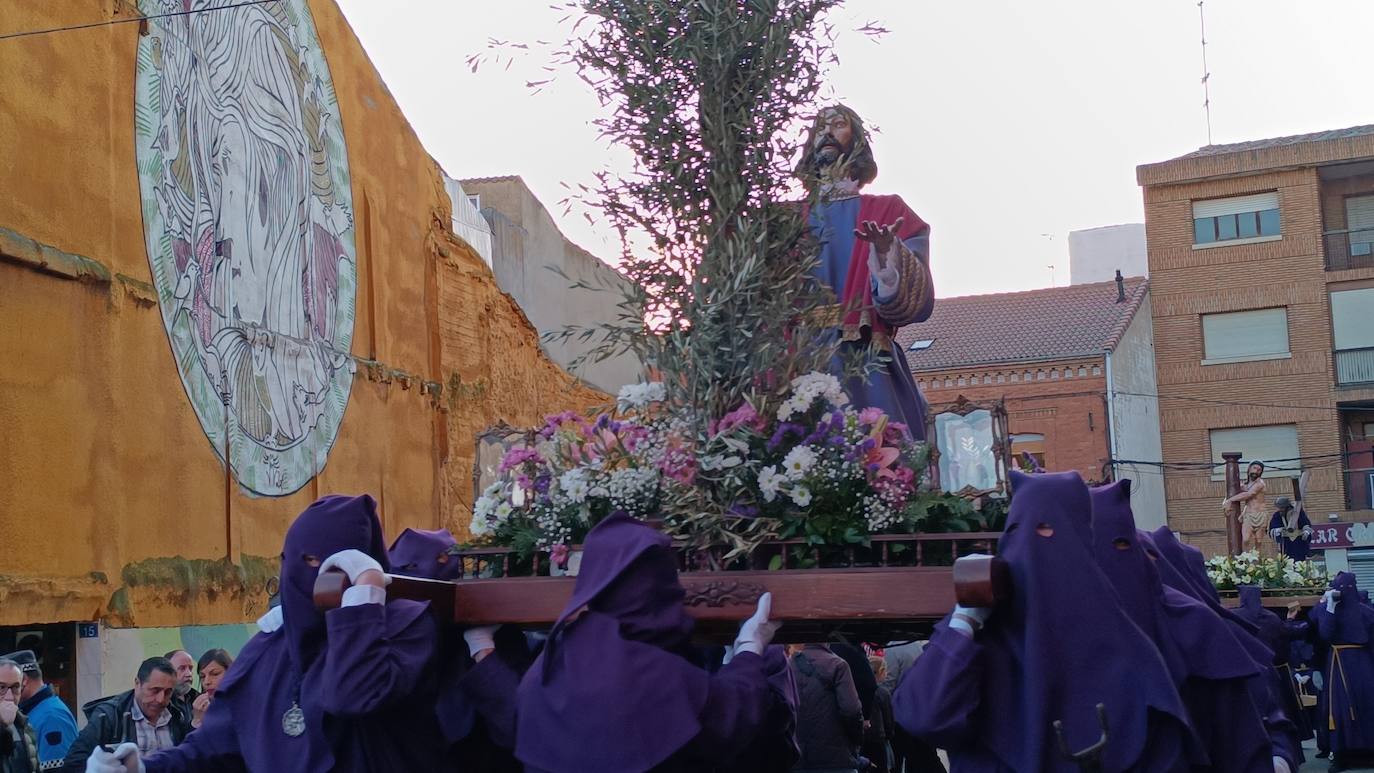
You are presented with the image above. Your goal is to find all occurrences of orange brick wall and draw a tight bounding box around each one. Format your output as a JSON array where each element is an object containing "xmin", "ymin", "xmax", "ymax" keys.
[{"xmin": 917, "ymin": 357, "xmax": 1111, "ymax": 483}]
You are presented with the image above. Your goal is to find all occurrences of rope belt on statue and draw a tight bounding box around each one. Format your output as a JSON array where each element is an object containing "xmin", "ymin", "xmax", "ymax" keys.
[{"xmin": 1329, "ymin": 645, "xmax": 1362, "ymax": 729}]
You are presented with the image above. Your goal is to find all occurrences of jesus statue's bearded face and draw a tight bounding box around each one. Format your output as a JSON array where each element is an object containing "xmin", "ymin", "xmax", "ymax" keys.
[{"xmin": 813, "ymin": 109, "xmax": 854, "ymax": 167}]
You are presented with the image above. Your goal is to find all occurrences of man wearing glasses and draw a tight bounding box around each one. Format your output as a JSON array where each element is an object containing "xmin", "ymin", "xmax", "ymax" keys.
[
  {"xmin": 0, "ymin": 657, "xmax": 39, "ymax": 773},
  {"xmin": 1, "ymin": 650, "xmax": 76, "ymax": 770}
]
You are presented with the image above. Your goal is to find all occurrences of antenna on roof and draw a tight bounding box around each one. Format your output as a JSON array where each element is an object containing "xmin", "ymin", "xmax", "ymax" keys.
[{"xmin": 1198, "ymin": 1, "xmax": 1213, "ymax": 145}]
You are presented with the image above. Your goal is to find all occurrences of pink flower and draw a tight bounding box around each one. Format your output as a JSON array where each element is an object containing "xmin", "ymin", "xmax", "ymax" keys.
[
  {"xmin": 499, "ymin": 447, "xmax": 546, "ymax": 473},
  {"xmin": 550, "ymin": 543, "xmax": 570, "ymax": 568},
  {"xmin": 858, "ymin": 407, "xmax": 886, "ymax": 426},
  {"xmin": 712, "ymin": 402, "xmax": 765, "ymax": 436}
]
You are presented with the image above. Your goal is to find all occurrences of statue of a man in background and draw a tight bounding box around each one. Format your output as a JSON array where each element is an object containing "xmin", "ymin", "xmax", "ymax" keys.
[{"xmin": 797, "ymin": 105, "xmax": 935, "ymax": 438}]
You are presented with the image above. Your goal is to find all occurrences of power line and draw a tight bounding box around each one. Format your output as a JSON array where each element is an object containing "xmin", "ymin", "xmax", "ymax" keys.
[
  {"xmin": 1114, "ymin": 389, "xmax": 1372, "ymax": 414},
  {"xmin": 1112, "ymin": 449, "xmax": 1364, "ymax": 471},
  {"xmin": 0, "ymin": 0, "xmax": 279, "ymax": 42}
]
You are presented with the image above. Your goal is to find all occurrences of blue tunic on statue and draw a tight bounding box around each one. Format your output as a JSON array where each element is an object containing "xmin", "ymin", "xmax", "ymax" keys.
[{"xmin": 809, "ymin": 197, "xmax": 929, "ymax": 439}]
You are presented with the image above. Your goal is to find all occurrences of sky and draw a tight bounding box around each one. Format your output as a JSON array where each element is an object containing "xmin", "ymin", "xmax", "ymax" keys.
[{"xmin": 334, "ymin": 0, "xmax": 1374, "ymax": 298}]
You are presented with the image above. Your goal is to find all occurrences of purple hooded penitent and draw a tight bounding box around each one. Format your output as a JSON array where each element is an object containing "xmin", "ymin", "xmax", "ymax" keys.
[
  {"xmin": 389, "ymin": 527, "xmax": 462, "ymax": 581},
  {"xmin": 1094, "ymin": 481, "xmax": 1284, "ymax": 771},
  {"xmin": 1310, "ymin": 572, "xmax": 1374, "ymax": 756},
  {"xmin": 1147, "ymin": 527, "xmax": 1272, "ymax": 659},
  {"xmin": 515, "ymin": 512, "xmax": 776, "ymax": 773},
  {"xmin": 1234, "ymin": 585, "xmax": 1284, "ymax": 657},
  {"xmin": 894, "ymin": 471, "xmax": 1192, "ymax": 772},
  {"xmin": 145, "ymin": 495, "xmax": 442, "ymax": 773}
]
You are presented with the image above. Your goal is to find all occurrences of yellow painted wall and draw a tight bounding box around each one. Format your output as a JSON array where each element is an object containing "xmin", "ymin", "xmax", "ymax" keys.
[{"xmin": 0, "ymin": 0, "xmax": 603, "ymax": 627}]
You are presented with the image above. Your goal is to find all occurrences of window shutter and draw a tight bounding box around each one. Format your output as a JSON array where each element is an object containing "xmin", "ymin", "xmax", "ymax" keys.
[
  {"xmin": 1201, "ymin": 308, "xmax": 1289, "ymax": 361},
  {"xmin": 1346, "ymin": 195, "xmax": 1374, "ymax": 231},
  {"xmin": 1193, "ymin": 192, "xmax": 1280, "ymax": 219},
  {"xmin": 1209, "ymin": 424, "xmax": 1300, "ymax": 480},
  {"xmin": 1331, "ymin": 288, "xmax": 1374, "ymax": 350}
]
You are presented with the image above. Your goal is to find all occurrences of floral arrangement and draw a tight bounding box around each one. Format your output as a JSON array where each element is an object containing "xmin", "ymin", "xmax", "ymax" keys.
[
  {"xmin": 1206, "ymin": 551, "xmax": 1328, "ymax": 592},
  {"xmin": 471, "ymin": 373, "xmax": 946, "ymax": 562}
]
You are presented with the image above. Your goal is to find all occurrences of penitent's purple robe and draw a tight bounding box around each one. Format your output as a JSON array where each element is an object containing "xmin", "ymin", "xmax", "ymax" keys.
[
  {"xmin": 515, "ymin": 513, "xmax": 784, "ymax": 773},
  {"xmin": 892, "ymin": 472, "xmax": 1192, "ymax": 772},
  {"xmin": 1310, "ymin": 572, "xmax": 1374, "ymax": 756},
  {"xmin": 145, "ymin": 495, "xmax": 444, "ymax": 773}
]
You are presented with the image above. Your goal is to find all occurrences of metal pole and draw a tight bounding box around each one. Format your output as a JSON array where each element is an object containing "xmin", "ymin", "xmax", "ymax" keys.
[{"xmin": 1223, "ymin": 451, "xmax": 1242, "ymax": 555}]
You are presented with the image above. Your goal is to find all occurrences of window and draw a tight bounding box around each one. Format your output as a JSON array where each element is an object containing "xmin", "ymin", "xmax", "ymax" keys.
[
  {"xmin": 1011, "ymin": 433, "xmax": 1046, "ymax": 470},
  {"xmin": 1346, "ymin": 196, "xmax": 1374, "ymax": 257},
  {"xmin": 1201, "ymin": 307, "xmax": 1290, "ymax": 364},
  {"xmin": 1209, "ymin": 424, "xmax": 1300, "ymax": 480},
  {"xmin": 1331, "ymin": 287, "xmax": 1374, "ymax": 385},
  {"xmin": 466, "ymin": 194, "xmax": 481, "ymax": 212},
  {"xmin": 908, "ymin": 338, "xmax": 934, "ymax": 352},
  {"xmin": 1193, "ymin": 192, "xmax": 1281, "ymax": 246}
]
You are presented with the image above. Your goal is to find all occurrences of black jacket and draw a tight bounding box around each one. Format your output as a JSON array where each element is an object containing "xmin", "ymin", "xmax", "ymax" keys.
[
  {"xmin": 61, "ymin": 691, "xmax": 190, "ymax": 772},
  {"xmin": 790, "ymin": 645, "xmax": 864, "ymax": 771},
  {"xmin": 1, "ymin": 714, "xmax": 37, "ymax": 773}
]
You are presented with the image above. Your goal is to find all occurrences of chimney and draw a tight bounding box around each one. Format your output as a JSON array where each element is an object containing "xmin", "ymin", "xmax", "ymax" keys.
[{"xmin": 1114, "ymin": 269, "xmax": 1126, "ymax": 303}]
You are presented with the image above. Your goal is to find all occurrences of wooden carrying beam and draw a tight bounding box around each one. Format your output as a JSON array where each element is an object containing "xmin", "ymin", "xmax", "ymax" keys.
[{"xmin": 315, "ymin": 559, "xmax": 1008, "ymax": 643}]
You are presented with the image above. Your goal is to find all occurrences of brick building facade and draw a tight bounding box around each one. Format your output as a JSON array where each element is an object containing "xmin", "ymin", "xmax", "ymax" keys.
[
  {"xmin": 897, "ymin": 276, "xmax": 1167, "ymax": 527},
  {"xmin": 1138, "ymin": 125, "xmax": 1374, "ymax": 556}
]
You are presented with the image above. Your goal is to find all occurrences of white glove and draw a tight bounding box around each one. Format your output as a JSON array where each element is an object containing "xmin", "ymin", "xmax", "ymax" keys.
[
  {"xmin": 86, "ymin": 743, "xmax": 143, "ymax": 773},
  {"xmin": 257, "ymin": 605, "xmax": 284, "ymax": 633},
  {"xmin": 0, "ymin": 700, "xmax": 15, "ymax": 726},
  {"xmin": 318, "ymin": 549, "xmax": 390, "ymax": 586},
  {"xmin": 1270, "ymin": 528, "xmax": 1283, "ymax": 539},
  {"xmin": 1272, "ymin": 756, "xmax": 1291, "ymax": 773},
  {"xmin": 464, "ymin": 626, "xmax": 498, "ymax": 657},
  {"xmin": 1323, "ymin": 589, "xmax": 1339, "ymax": 613},
  {"xmin": 734, "ymin": 592, "xmax": 780, "ymax": 656},
  {"xmin": 867, "ymin": 245, "xmax": 901, "ymax": 300},
  {"xmin": 949, "ymin": 604, "xmax": 993, "ymax": 637},
  {"xmin": 1296, "ymin": 673, "xmax": 1311, "ymax": 685}
]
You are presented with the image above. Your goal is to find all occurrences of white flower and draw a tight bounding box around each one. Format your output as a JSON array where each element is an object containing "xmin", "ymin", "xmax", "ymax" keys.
[
  {"xmin": 617, "ymin": 381, "xmax": 666, "ymax": 410},
  {"xmin": 778, "ymin": 372, "xmax": 849, "ymax": 419},
  {"xmin": 790, "ymin": 486, "xmax": 813, "ymax": 508},
  {"xmin": 494, "ymin": 502, "xmax": 514, "ymax": 522},
  {"xmin": 474, "ymin": 493, "xmax": 497, "ymax": 520},
  {"xmin": 757, "ymin": 466, "xmax": 785, "ymax": 503},
  {"xmin": 782, "ymin": 446, "xmax": 817, "ymax": 481},
  {"xmin": 559, "ymin": 469, "xmax": 590, "ymax": 503}
]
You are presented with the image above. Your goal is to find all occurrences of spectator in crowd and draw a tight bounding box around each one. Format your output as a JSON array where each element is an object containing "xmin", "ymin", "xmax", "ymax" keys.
[
  {"xmin": 0, "ymin": 658, "xmax": 39, "ymax": 773},
  {"xmin": 161, "ymin": 653, "xmax": 196, "ymax": 724},
  {"xmin": 64, "ymin": 657, "xmax": 190, "ymax": 771},
  {"xmin": 188, "ymin": 651, "xmax": 232, "ymax": 730},
  {"xmin": 1, "ymin": 650, "xmax": 76, "ymax": 768},
  {"xmin": 790, "ymin": 642, "xmax": 863, "ymax": 773},
  {"xmin": 866, "ymin": 656, "xmax": 894, "ymax": 773}
]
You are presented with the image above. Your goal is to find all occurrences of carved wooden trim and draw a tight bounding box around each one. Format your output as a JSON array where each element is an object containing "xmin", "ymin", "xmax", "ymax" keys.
[{"xmin": 682, "ymin": 579, "xmax": 766, "ymax": 607}]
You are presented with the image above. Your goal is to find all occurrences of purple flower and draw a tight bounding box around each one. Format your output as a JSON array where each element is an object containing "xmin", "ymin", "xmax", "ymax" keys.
[
  {"xmin": 767, "ymin": 422, "xmax": 806, "ymax": 451},
  {"xmin": 728, "ymin": 503, "xmax": 760, "ymax": 519}
]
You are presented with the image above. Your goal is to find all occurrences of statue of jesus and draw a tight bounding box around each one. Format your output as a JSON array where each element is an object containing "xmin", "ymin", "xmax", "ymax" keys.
[{"xmin": 797, "ymin": 105, "xmax": 935, "ymax": 439}]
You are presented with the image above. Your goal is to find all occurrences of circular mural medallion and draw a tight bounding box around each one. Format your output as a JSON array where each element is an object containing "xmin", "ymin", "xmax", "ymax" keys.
[{"xmin": 134, "ymin": 0, "xmax": 357, "ymax": 496}]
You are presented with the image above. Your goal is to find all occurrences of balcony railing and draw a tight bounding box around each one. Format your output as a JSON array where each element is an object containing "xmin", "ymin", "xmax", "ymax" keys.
[
  {"xmin": 1324, "ymin": 229, "xmax": 1374, "ymax": 271},
  {"xmin": 1335, "ymin": 347, "xmax": 1374, "ymax": 386}
]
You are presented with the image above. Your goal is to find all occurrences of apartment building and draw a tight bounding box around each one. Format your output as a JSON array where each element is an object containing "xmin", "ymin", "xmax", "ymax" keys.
[{"xmin": 1138, "ymin": 125, "xmax": 1374, "ymax": 557}]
